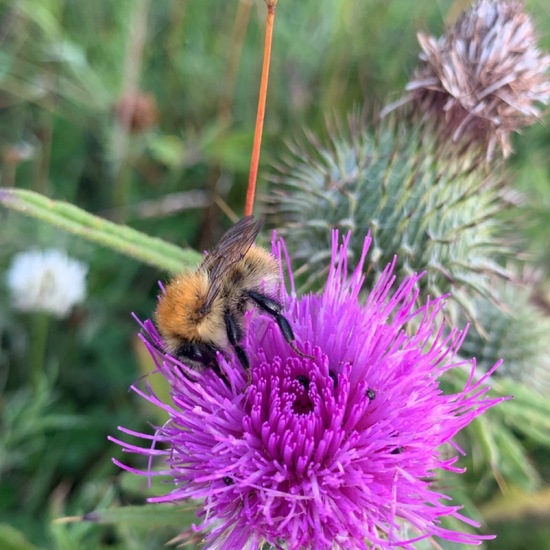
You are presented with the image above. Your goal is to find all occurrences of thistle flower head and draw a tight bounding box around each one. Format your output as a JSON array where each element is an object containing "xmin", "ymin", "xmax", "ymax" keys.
[
  {"xmin": 402, "ymin": 0, "xmax": 550, "ymax": 158},
  {"xmin": 6, "ymin": 248, "xmax": 88, "ymax": 318},
  {"xmin": 113, "ymin": 233, "xmax": 504, "ymax": 549}
]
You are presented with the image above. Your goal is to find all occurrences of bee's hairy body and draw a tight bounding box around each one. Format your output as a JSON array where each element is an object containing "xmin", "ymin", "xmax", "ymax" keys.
[
  {"xmin": 152, "ymin": 216, "xmax": 307, "ymax": 373},
  {"xmin": 155, "ymin": 245, "xmax": 279, "ymax": 365}
]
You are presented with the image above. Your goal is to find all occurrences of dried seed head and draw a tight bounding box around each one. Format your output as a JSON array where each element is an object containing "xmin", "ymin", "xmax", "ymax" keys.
[{"xmin": 391, "ymin": 0, "xmax": 550, "ymax": 159}]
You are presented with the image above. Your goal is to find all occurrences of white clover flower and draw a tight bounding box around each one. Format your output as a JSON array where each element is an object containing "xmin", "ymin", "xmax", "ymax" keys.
[{"xmin": 6, "ymin": 248, "xmax": 88, "ymax": 318}]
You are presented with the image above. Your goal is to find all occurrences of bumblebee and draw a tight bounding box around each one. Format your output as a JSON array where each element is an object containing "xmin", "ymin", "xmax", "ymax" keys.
[{"xmin": 155, "ymin": 216, "xmax": 304, "ymax": 372}]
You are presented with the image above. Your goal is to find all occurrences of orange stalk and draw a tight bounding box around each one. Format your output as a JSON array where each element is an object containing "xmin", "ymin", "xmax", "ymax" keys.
[{"xmin": 244, "ymin": 0, "xmax": 277, "ymax": 217}]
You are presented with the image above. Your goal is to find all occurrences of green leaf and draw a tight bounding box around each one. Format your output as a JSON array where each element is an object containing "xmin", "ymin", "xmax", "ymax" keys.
[
  {"xmin": 118, "ymin": 469, "xmax": 173, "ymax": 498},
  {"xmin": 83, "ymin": 503, "xmax": 197, "ymax": 529},
  {"xmin": 0, "ymin": 524, "xmax": 42, "ymax": 550},
  {"xmin": 481, "ymin": 486, "xmax": 550, "ymax": 523},
  {"xmin": 0, "ymin": 188, "xmax": 202, "ymax": 274},
  {"xmin": 148, "ymin": 135, "xmax": 186, "ymax": 168}
]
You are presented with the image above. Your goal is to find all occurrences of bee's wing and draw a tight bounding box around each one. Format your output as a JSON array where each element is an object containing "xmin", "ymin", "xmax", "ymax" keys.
[{"xmin": 201, "ymin": 216, "xmax": 264, "ymax": 310}]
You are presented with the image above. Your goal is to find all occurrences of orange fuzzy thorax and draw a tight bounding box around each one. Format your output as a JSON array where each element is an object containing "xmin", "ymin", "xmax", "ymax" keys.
[{"xmin": 155, "ymin": 270, "xmax": 226, "ymax": 353}]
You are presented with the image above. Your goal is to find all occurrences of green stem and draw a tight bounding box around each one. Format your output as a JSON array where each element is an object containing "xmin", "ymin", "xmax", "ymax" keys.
[
  {"xmin": 0, "ymin": 188, "xmax": 202, "ymax": 273},
  {"xmin": 111, "ymin": 0, "xmax": 151, "ymax": 218},
  {"xmin": 30, "ymin": 313, "xmax": 49, "ymax": 392}
]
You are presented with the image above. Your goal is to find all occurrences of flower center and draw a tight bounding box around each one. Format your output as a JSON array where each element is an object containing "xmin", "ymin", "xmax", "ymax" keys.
[
  {"xmin": 243, "ymin": 351, "xmax": 347, "ymax": 475},
  {"xmin": 292, "ymin": 374, "xmax": 314, "ymax": 415}
]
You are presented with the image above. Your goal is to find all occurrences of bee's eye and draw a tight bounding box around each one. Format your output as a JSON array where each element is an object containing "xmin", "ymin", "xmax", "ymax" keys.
[{"xmin": 175, "ymin": 342, "xmax": 218, "ymax": 366}]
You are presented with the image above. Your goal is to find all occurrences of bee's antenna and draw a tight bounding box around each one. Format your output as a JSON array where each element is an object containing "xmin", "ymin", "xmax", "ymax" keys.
[{"xmin": 244, "ymin": 0, "xmax": 278, "ymax": 217}]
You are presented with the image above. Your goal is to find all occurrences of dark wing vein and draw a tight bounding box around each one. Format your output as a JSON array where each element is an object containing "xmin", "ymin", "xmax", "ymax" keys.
[{"xmin": 201, "ymin": 216, "xmax": 263, "ymax": 311}]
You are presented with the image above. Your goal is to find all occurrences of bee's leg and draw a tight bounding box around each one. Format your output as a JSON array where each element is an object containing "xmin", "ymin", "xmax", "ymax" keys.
[
  {"xmin": 247, "ymin": 291, "xmax": 313, "ymax": 360},
  {"xmin": 233, "ymin": 344, "xmax": 249, "ymax": 370},
  {"xmin": 224, "ymin": 310, "xmax": 249, "ymax": 369}
]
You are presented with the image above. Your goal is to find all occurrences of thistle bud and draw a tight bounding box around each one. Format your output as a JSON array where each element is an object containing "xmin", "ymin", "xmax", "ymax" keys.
[{"xmin": 264, "ymin": 115, "xmax": 509, "ymax": 321}]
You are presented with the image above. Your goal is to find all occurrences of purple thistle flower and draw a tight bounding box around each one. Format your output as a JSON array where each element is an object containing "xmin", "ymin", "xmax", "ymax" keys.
[{"xmin": 112, "ymin": 233, "xmax": 505, "ymax": 549}]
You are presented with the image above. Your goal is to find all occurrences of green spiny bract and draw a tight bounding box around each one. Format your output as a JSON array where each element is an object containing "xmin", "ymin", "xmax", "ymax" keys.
[
  {"xmin": 459, "ymin": 278, "xmax": 550, "ymax": 394},
  {"xmin": 264, "ymin": 115, "xmax": 510, "ymax": 321},
  {"xmin": 446, "ymin": 278, "xmax": 550, "ymax": 495}
]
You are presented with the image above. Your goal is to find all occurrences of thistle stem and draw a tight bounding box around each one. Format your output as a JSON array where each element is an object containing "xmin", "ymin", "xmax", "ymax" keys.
[
  {"xmin": 0, "ymin": 188, "xmax": 202, "ymax": 273},
  {"xmin": 244, "ymin": 0, "xmax": 277, "ymax": 217}
]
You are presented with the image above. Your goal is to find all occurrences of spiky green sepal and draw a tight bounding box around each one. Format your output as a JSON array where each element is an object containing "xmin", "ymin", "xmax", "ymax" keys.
[
  {"xmin": 439, "ymin": 280, "xmax": 550, "ymax": 496},
  {"xmin": 459, "ymin": 279, "xmax": 550, "ymax": 394},
  {"xmin": 265, "ymin": 115, "xmax": 510, "ymax": 321},
  {"xmin": 442, "ymin": 365, "xmax": 550, "ymax": 497}
]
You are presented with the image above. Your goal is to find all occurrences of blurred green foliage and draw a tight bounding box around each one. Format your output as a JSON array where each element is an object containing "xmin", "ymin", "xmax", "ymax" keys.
[{"xmin": 1, "ymin": 0, "xmax": 549, "ymax": 548}]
